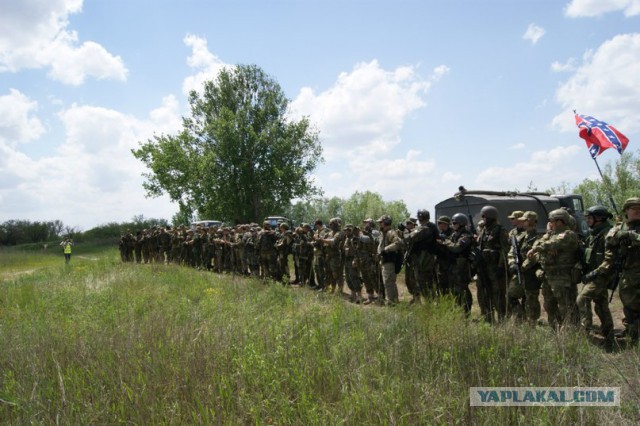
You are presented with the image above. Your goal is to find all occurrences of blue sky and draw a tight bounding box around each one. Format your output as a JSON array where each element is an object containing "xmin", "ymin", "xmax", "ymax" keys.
[{"xmin": 1, "ymin": 0, "xmax": 639, "ymax": 230}]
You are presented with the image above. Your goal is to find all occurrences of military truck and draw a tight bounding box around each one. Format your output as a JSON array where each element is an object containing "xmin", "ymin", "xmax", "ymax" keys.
[
  {"xmin": 263, "ymin": 216, "xmax": 295, "ymax": 230},
  {"xmin": 434, "ymin": 187, "xmax": 589, "ymax": 237}
]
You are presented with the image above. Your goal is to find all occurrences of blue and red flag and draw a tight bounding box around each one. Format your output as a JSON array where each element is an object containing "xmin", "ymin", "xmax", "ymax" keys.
[{"xmin": 575, "ymin": 114, "xmax": 629, "ymax": 159}]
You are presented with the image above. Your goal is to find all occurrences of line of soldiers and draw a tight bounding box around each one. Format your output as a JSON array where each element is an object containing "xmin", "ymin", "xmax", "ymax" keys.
[{"xmin": 117, "ymin": 197, "xmax": 640, "ymax": 344}]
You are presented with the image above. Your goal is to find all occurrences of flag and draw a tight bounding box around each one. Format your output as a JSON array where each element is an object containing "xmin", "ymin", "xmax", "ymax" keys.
[{"xmin": 575, "ymin": 114, "xmax": 629, "ymax": 159}]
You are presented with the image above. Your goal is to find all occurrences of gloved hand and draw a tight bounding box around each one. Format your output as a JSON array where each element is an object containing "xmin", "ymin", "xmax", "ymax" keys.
[{"xmin": 582, "ymin": 270, "xmax": 597, "ymax": 283}]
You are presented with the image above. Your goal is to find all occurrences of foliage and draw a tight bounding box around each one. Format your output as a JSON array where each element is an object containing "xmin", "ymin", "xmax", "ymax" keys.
[
  {"xmin": 0, "ymin": 219, "xmax": 64, "ymax": 246},
  {"xmin": 573, "ymin": 152, "xmax": 640, "ymax": 214},
  {"xmin": 133, "ymin": 64, "xmax": 323, "ymax": 224},
  {"xmin": 81, "ymin": 216, "xmax": 168, "ymax": 241},
  {"xmin": 1, "ymin": 250, "xmax": 638, "ymax": 424},
  {"xmin": 285, "ymin": 191, "xmax": 410, "ymax": 226}
]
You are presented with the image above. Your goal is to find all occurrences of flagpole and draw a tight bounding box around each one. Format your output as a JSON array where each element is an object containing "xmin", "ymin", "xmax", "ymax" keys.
[{"xmin": 591, "ymin": 155, "xmax": 619, "ymax": 216}]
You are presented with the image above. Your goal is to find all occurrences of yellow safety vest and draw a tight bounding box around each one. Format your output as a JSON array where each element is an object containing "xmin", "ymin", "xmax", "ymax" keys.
[{"xmin": 64, "ymin": 243, "xmax": 72, "ymax": 254}]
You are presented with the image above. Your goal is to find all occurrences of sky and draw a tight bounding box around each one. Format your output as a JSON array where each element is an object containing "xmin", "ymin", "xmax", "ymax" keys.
[{"xmin": 1, "ymin": 0, "xmax": 639, "ymax": 230}]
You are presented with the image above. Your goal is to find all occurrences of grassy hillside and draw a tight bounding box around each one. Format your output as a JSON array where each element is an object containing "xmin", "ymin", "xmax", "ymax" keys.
[{"xmin": 1, "ymin": 244, "xmax": 639, "ymax": 424}]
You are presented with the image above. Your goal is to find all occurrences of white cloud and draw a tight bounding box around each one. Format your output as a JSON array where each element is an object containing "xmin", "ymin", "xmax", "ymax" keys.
[
  {"xmin": 182, "ymin": 35, "xmax": 228, "ymax": 95},
  {"xmin": 509, "ymin": 143, "xmax": 526, "ymax": 150},
  {"xmin": 0, "ymin": 0, "xmax": 127, "ymax": 85},
  {"xmin": 0, "ymin": 89, "xmax": 46, "ymax": 147},
  {"xmin": 565, "ymin": 0, "xmax": 640, "ymax": 17},
  {"xmin": 475, "ymin": 145, "xmax": 582, "ymax": 189},
  {"xmin": 523, "ymin": 23, "xmax": 546, "ymax": 45},
  {"xmin": 0, "ymin": 97, "xmax": 181, "ymax": 229},
  {"xmin": 552, "ymin": 33, "xmax": 640, "ymax": 133},
  {"xmin": 290, "ymin": 60, "xmax": 448, "ymax": 160},
  {"xmin": 441, "ymin": 171, "xmax": 462, "ymax": 182},
  {"xmin": 551, "ymin": 58, "xmax": 577, "ymax": 72}
]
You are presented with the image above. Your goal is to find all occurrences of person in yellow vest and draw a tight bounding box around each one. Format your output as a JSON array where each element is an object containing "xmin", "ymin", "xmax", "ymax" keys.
[{"xmin": 60, "ymin": 237, "xmax": 74, "ymax": 264}]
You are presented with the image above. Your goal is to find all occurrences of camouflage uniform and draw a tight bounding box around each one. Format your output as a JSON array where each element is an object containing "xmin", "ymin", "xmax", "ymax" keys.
[
  {"xmin": 591, "ymin": 198, "xmax": 640, "ymax": 342},
  {"xmin": 576, "ymin": 208, "xmax": 614, "ymax": 337},
  {"xmin": 323, "ymin": 218, "xmax": 345, "ymax": 294},
  {"xmin": 257, "ymin": 223, "xmax": 277, "ymax": 279},
  {"xmin": 343, "ymin": 225, "xmax": 363, "ymax": 302},
  {"xmin": 529, "ymin": 209, "xmax": 580, "ymax": 329},
  {"xmin": 312, "ymin": 221, "xmax": 328, "ymax": 290},
  {"xmin": 511, "ymin": 212, "xmax": 543, "ymax": 325},
  {"xmin": 404, "ymin": 210, "xmax": 438, "ymax": 301},
  {"xmin": 354, "ymin": 220, "xmax": 380, "ymax": 303},
  {"xmin": 436, "ymin": 216, "xmax": 453, "ymax": 295},
  {"xmin": 476, "ymin": 206, "xmax": 509, "ymax": 323},
  {"xmin": 441, "ymin": 213, "xmax": 473, "ymax": 314},
  {"xmin": 275, "ymin": 224, "xmax": 294, "ymax": 283},
  {"xmin": 377, "ymin": 215, "xmax": 404, "ymax": 304}
]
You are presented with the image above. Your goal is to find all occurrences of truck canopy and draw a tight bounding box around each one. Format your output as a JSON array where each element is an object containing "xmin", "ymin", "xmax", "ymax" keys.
[{"xmin": 435, "ymin": 190, "xmax": 588, "ymax": 237}]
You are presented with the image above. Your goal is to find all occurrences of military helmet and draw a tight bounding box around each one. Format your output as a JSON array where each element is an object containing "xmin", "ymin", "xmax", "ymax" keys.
[
  {"xmin": 437, "ymin": 215, "xmax": 451, "ymax": 225},
  {"xmin": 279, "ymin": 222, "xmax": 289, "ymax": 230},
  {"xmin": 480, "ymin": 205, "xmax": 499, "ymax": 221},
  {"xmin": 377, "ymin": 214, "xmax": 392, "ymax": 226},
  {"xmin": 548, "ymin": 208, "xmax": 570, "ymax": 224},
  {"xmin": 451, "ymin": 213, "xmax": 469, "ymax": 226},
  {"xmin": 417, "ymin": 209, "xmax": 430, "ymax": 221},
  {"xmin": 623, "ymin": 197, "xmax": 640, "ymax": 211},
  {"xmin": 329, "ymin": 217, "xmax": 341, "ymax": 226},
  {"xmin": 585, "ymin": 205, "xmax": 613, "ymax": 221}
]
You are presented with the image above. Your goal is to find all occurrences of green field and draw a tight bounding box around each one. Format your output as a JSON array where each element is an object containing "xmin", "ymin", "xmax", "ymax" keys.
[{"xmin": 1, "ymin": 244, "xmax": 639, "ymax": 424}]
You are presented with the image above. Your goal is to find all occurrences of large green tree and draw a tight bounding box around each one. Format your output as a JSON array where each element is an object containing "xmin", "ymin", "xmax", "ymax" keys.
[
  {"xmin": 285, "ymin": 191, "xmax": 410, "ymax": 227},
  {"xmin": 573, "ymin": 151, "xmax": 640, "ymax": 213},
  {"xmin": 133, "ymin": 65, "xmax": 323, "ymax": 224}
]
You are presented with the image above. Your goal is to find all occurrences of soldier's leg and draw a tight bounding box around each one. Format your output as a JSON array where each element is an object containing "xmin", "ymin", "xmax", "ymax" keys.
[
  {"xmin": 381, "ymin": 262, "xmax": 399, "ymax": 304},
  {"xmin": 541, "ymin": 279, "xmax": 560, "ymax": 329},
  {"xmin": 591, "ymin": 286, "xmax": 614, "ymax": 337},
  {"xmin": 576, "ymin": 282, "xmax": 597, "ymax": 331},
  {"xmin": 475, "ymin": 274, "xmax": 492, "ymax": 323},
  {"xmin": 524, "ymin": 288, "xmax": 541, "ymax": 326},
  {"xmin": 404, "ymin": 262, "xmax": 419, "ymax": 302},
  {"xmin": 506, "ymin": 278, "xmax": 525, "ymax": 320}
]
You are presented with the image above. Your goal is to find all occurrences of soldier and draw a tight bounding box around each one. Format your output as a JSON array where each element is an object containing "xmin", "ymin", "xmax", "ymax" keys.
[
  {"xmin": 355, "ymin": 218, "xmax": 381, "ymax": 304},
  {"xmin": 134, "ymin": 230, "xmax": 143, "ymax": 263},
  {"xmin": 295, "ymin": 224, "xmax": 314, "ymax": 286},
  {"xmin": 527, "ymin": 209, "xmax": 580, "ymax": 329},
  {"xmin": 476, "ymin": 205, "xmax": 509, "ymax": 323},
  {"xmin": 311, "ymin": 219, "xmax": 328, "ymax": 291},
  {"xmin": 377, "ymin": 215, "xmax": 404, "ymax": 305},
  {"xmin": 402, "ymin": 209, "xmax": 438, "ymax": 302},
  {"xmin": 343, "ymin": 224, "xmax": 364, "ymax": 302},
  {"xmin": 506, "ymin": 211, "xmax": 526, "ymax": 320},
  {"xmin": 576, "ymin": 206, "xmax": 614, "ymax": 340},
  {"xmin": 275, "ymin": 222, "xmax": 294, "ymax": 283},
  {"xmin": 436, "ymin": 216, "xmax": 453, "ymax": 295},
  {"xmin": 257, "ymin": 221, "xmax": 277, "ymax": 280},
  {"xmin": 510, "ymin": 211, "xmax": 543, "ymax": 325},
  {"xmin": 588, "ymin": 198, "xmax": 640, "ymax": 343},
  {"xmin": 322, "ymin": 218, "xmax": 345, "ymax": 294},
  {"xmin": 400, "ymin": 218, "xmax": 421, "ymax": 303},
  {"xmin": 439, "ymin": 213, "xmax": 474, "ymax": 314}
]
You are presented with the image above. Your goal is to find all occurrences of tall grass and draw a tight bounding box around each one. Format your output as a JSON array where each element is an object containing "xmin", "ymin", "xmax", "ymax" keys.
[{"xmin": 1, "ymin": 249, "xmax": 639, "ymax": 424}]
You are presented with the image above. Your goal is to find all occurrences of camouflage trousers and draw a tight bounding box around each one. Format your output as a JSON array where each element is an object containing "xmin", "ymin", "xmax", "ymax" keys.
[
  {"xmin": 380, "ymin": 261, "xmax": 399, "ymax": 304},
  {"xmin": 313, "ymin": 254, "xmax": 326, "ymax": 289},
  {"xmin": 477, "ymin": 266, "xmax": 507, "ymax": 323},
  {"xmin": 259, "ymin": 252, "xmax": 277, "ymax": 280},
  {"xmin": 576, "ymin": 279, "xmax": 613, "ymax": 335},
  {"xmin": 411, "ymin": 251, "xmax": 436, "ymax": 298},
  {"xmin": 450, "ymin": 258, "xmax": 472, "ymax": 314},
  {"xmin": 344, "ymin": 257, "xmax": 363, "ymax": 293},
  {"xmin": 354, "ymin": 256, "xmax": 379, "ymax": 298},
  {"xmin": 325, "ymin": 255, "xmax": 343, "ymax": 292},
  {"xmin": 619, "ymin": 272, "xmax": 640, "ymax": 341},
  {"xmin": 542, "ymin": 275, "xmax": 578, "ymax": 329},
  {"xmin": 507, "ymin": 278, "xmax": 541, "ymax": 325}
]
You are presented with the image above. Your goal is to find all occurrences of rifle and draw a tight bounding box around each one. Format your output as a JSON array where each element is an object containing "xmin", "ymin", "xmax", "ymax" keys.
[{"xmin": 511, "ymin": 234, "xmax": 523, "ymax": 286}]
